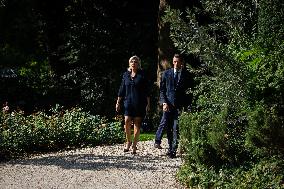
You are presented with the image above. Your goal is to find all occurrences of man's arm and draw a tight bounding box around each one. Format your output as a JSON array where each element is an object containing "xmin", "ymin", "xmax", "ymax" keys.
[
  {"xmin": 159, "ymin": 71, "xmax": 167, "ymax": 104},
  {"xmin": 159, "ymin": 71, "xmax": 170, "ymax": 112}
]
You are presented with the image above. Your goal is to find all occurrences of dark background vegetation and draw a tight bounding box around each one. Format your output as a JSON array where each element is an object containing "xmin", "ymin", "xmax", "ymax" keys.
[
  {"xmin": 0, "ymin": 0, "xmax": 283, "ymax": 188},
  {"xmin": 0, "ymin": 0, "xmax": 159, "ymax": 117}
]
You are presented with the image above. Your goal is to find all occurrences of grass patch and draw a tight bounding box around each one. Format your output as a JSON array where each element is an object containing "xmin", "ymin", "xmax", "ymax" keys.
[{"xmin": 139, "ymin": 132, "xmax": 155, "ymax": 141}]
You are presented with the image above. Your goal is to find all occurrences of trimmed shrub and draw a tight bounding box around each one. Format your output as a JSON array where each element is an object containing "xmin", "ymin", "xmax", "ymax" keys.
[{"xmin": 0, "ymin": 105, "xmax": 124, "ymax": 160}]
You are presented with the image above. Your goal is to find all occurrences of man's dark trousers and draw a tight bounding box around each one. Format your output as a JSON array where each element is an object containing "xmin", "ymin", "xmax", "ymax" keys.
[{"xmin": 155, "ymin": 108, "xmax": 179, "ymax": 155}]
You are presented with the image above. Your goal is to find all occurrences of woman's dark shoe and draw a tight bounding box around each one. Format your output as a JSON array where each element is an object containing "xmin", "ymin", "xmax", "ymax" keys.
[
  {"xmin": 123, "ymin": 142, "xmax": 132, "ymax": 152},
  {"xmin": 132, "ymin": 146, "xmax": 137, "ymax": 154},
  {"xmin": 123, "ymin": 148, "xmax": 130, "ymax": 152}
]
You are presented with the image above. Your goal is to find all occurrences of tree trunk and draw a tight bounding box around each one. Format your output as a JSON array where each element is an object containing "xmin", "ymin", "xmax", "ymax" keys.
[
  {"xmin": 157, "ymin": 0, "xmax": 186, "ymax": 86},
  {"xmin": 156, "ymin": 0, "xmax": 173, "ymax": 87}
]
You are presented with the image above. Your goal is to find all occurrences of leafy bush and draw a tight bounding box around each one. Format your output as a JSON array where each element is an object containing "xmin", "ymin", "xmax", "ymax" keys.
[
  {"xmin": 178, "ymin": 156, "xmax": 284, "ymax": 188},
  {"xmin": 163, "ymin": 0, "xmax": 284, "ymax": 188},
  {"xmin": 0, "ymin": 105, "xmax": 124, "ymax": 160}
]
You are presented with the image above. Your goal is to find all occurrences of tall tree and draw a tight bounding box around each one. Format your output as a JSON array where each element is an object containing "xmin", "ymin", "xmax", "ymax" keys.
[{"xmin": 157, "ymin": 0, "xmax": 199, "ymax": 85}]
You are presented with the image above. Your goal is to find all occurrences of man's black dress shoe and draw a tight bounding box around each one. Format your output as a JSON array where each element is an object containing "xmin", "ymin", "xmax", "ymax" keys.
[
  {"xmin": 167, "ymin": 152, "xmax": 176, "ymax": 159},
  {"xmin": 154, "ymin": 143, "xmax": 162, "ymax": 149}
]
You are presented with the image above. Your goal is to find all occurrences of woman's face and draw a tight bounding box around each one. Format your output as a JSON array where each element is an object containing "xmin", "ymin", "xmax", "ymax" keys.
[{"xmin": 130, "ymin": 58, "xmax": 139, "ymax": 70}]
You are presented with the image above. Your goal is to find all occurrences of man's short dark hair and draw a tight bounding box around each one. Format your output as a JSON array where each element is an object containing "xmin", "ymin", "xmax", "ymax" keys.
[{"xmin": 173, "ymin": 54, "xmax": 183, "ymax": 62}]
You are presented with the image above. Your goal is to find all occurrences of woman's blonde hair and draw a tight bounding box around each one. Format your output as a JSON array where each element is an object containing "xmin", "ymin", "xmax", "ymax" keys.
[{"xmin": 128, "ymin": 55, "xmax": 141, "ymax": 71}]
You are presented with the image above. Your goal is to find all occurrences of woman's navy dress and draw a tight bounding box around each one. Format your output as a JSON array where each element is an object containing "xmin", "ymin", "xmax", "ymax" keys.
[{"xmin": 118, "ymin": 70, "xmax": 149, "ymax": 117}]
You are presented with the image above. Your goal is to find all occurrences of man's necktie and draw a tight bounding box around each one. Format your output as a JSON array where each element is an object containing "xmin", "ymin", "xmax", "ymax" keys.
[{"xmin": 174, "ymin": 71, "xmax": 178, "ymax": 87}]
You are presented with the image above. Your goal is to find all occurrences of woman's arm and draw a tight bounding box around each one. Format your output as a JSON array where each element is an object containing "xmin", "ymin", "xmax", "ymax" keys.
[
  {"xmin": 116, "ymin": 73, "xmax": 126, "ymax": 112},
  {"xmin": 146, "ymin": 96, "xmax": 150, "ymax": 112},
  {"xmin": 115, "ymin": 97, "xmax": 123, "ymax": 112}
]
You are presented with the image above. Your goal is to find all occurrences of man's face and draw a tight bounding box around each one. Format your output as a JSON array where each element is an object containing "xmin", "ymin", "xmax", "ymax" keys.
[{"xmin": 173, "ymin": 57, "xmax": 182, "ymax": 69}]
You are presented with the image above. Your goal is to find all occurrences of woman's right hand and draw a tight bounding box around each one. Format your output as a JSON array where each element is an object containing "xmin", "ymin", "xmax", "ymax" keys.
[{"xmin": 115, "ymin": 103, "xmax": 120, "ymax": 112}]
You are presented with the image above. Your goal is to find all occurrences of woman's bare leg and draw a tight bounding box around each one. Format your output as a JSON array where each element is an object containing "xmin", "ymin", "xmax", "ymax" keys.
[
  {"xmin": 124, "ymin": 116, "xmax": 132, "ymax": 150},
  {"xmin": 132, "ymin": 117, "xmax": 142, "ymax": 153}
]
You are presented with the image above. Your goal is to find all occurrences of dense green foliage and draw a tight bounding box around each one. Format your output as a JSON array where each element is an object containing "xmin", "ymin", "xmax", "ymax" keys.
[
  {"xmin": 163, "ymin": 0, "xmax": 284, "ymax": 187},
  {"xmin": 177, "ymin": 156, "xmax": 283, "ymax": 188},
  {"xmin": 0, "ymin": 105, "xmax": 124, "ymax": 160}
]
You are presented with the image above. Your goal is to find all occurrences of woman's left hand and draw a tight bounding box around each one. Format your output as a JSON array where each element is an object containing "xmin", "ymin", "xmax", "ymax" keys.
[{"xmin": 146, "ymin": 104, "xmax": 150, "ymax": 112}]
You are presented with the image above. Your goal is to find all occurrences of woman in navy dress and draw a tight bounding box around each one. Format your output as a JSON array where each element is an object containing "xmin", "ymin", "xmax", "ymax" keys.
[{"xmin": 116, "ymin": 55, "xmax": 150, "ymax": 154}]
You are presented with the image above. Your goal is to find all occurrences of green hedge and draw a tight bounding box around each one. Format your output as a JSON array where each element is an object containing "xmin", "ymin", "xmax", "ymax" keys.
[{"xmin": 0, "ymin": 105, "xmax": 124, "ymax": 160}]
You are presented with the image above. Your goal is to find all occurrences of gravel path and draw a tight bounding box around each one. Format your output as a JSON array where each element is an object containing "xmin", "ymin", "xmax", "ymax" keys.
[{"xmin": 0, "ymin": 139, "xmax": 186, "ymax": 189}]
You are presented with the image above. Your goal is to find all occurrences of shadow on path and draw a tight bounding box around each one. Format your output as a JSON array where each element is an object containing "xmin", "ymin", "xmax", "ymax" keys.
[{"xmin": 2, "ymin": 153, "xmax": 180, "ymax": 172}]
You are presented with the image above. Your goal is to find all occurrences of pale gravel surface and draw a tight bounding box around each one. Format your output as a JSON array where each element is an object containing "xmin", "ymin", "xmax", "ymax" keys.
[{"xmin": 0, "ymin": 139, "xmax": 186, "ymax": 189}]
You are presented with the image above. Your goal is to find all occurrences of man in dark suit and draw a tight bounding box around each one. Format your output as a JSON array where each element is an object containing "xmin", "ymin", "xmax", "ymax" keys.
[{"xmin": 154, "ymin": 54, "xmax": 193, "ymax": 158}]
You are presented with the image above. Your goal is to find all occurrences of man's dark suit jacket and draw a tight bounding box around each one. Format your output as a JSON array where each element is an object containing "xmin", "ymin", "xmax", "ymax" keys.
[{"xmin": 159, "ymin": 68, "xmax": 193, "ymax": 110}]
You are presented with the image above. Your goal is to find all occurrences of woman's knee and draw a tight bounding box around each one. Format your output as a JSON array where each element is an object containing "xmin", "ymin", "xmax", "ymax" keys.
[
  {"xmin": 125, "ymin": 116, "xmax": 132, "ymax": 124},
  {"xmin": 133, "ymin": 117, "xmax": 142, "ymax": 124}
]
